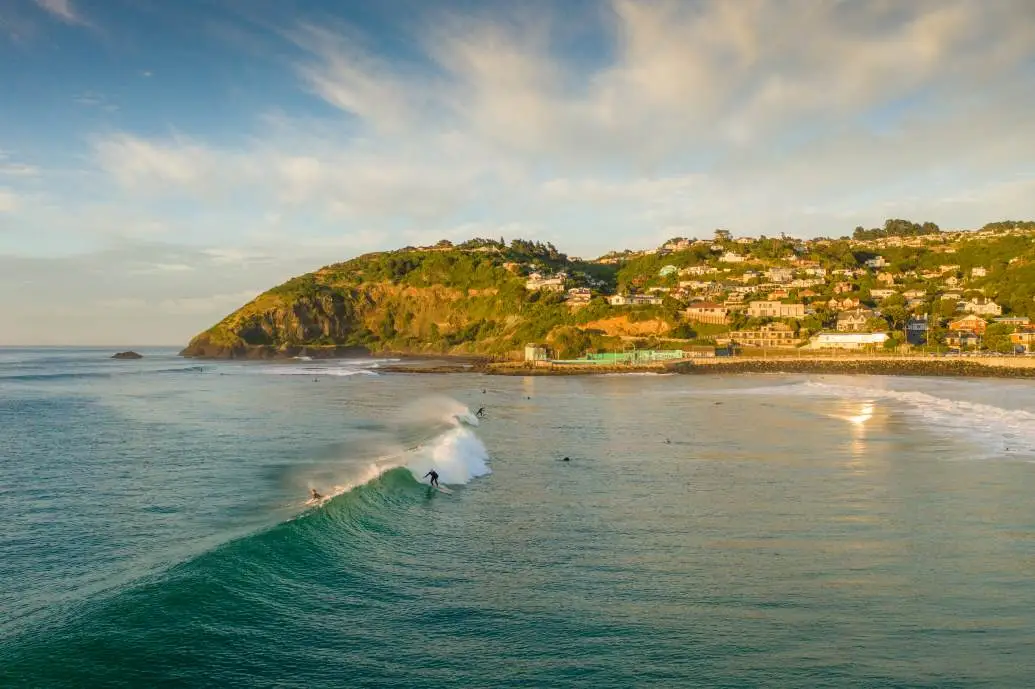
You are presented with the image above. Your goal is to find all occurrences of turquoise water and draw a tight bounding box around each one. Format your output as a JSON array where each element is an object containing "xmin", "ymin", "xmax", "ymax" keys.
[{"xmin": 2, "ymin": 348, "xmax": 1035, "ymax": 687}]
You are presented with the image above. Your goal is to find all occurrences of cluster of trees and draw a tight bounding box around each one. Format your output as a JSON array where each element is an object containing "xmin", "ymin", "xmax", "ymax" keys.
[
  {"xmin": 981, "ymin": 221, "xmax": 1035, "ymax": 233},
  {"xmin": 852, "ymin": 219, "xmax": 941, "ymax": 240}
]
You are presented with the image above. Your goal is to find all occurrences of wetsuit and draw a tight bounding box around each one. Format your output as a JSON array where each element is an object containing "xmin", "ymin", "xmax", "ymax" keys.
[{"xmin": 424, "ymin": 470, "xmax": 439, "ymax": 487}]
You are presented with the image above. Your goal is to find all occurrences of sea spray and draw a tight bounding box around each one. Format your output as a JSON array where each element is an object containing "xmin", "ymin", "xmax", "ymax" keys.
[{"xmin": 301, "ymin": 394, "xmax": 490, "ymax": 502}]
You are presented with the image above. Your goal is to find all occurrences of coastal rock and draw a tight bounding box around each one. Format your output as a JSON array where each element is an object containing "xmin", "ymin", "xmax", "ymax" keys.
[{"xmin": 111, "ymin": 351, "xmax": 143, "ymax": 359}]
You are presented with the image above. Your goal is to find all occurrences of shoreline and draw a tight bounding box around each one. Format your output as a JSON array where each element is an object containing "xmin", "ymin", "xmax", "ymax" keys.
[{"xmin": 481, "ymin": 356, "xmax": 1035, "ymax": 379}]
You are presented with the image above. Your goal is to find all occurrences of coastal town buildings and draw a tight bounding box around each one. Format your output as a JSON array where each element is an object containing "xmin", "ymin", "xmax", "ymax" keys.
[
  {"xmin": 906, "ymin": 316, "xmax": 929, "ymax": 344},
  {"xmin": 566, "ymin": 288, "xmax": 592, "ymax": 305},
  {"xmin": 608, "ymin": 293, "xmax": 663, "ymax": 306},
  {"xmin": 808, "ymin": 332, "xmax": 889, "ymax": 349},
  {"xmin": 949, "ymin": 314, "xmax": 988, "ymax": 335},
  {"xmin": 729, "ymin": 323, "xmax": 801, "ymax": 348},
  {"xmin": 836, "ymin": 308, "xmax": 876, "ymax": 332},
  {"xmin": 525, "ymin": 272, "xmax": 566, "ymax": 292},
  {"xmin": 684, "ymin": 302, "xmax": 729, "ymax": 325},
  {"xmin": 963, "ymin": 298, "xmax": 1002, "ymax": 316},
  {"xmin": 746, "ymin": 301, "xmax": 806, "ymax": 319}
]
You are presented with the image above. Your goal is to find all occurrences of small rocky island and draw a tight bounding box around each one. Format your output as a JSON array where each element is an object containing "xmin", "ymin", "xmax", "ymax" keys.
[{"xmin": 111, "ymin": 351, "xmax": 143, "ymax": 359}]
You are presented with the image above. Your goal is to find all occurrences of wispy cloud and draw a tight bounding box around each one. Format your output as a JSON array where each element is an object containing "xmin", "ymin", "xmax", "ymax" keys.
[
  {"xmin": 32, "ymin": 0, "xmax": 87, "ymax": 26},
  {"xmin": 74, "ymin": 91, "xmax": 119, "ymax": 112},
  {"xmin": 0, "ymin": 188, "xmax": 18, "ymax": 213}
]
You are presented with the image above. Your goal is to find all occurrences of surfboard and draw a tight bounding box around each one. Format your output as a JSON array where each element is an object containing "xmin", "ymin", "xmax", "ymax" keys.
[{"xmin": 435, "ymin": 485, "xmax": 453, "ymax": 494}]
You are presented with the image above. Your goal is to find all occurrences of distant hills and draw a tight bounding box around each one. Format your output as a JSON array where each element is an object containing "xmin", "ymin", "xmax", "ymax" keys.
[{"xmin": 180, "ymin": 221, "xmax": 1035, "ymax": 359}]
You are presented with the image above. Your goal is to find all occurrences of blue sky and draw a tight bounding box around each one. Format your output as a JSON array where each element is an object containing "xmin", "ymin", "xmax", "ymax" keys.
[{"xmin": 1, "ymin": 0, "xmax": 1034, "ymax": 344}]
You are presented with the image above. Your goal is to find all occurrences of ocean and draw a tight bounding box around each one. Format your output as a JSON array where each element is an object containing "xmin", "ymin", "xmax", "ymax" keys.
[{"xmin": 2, "ymin": 347, "xmax": 1034, "ymax": 687}]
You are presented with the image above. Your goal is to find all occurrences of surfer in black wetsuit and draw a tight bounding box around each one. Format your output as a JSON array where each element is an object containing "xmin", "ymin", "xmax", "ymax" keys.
[
  {"xmin": 310, "ymin": 488, "xmax": 323, "ymax": 500},
  {"xmin": 424, "ymin": 470, "xmax": 440, "ymax": 487},
  {"xmin": 476, "ymin": 407, "xmax": 486, "ymax": 418}
]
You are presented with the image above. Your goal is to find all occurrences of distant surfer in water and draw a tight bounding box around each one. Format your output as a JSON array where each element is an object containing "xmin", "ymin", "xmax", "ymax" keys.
[
  {"xmin": 424, "ymin": 469, "xmax": 440, "ymax": 487},
  {"xmin": 309, "ymin": 488, "xmax": 323, "ymax": 501},
  {"xmin": 476, "ymin": 407, "xmax": 486, "ymax": 418}
]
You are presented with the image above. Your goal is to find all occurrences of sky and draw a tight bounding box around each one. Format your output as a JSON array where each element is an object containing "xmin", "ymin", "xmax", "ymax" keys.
[{"xmin": 1, "ymin": 0, "xmax": 1034, "ymax": 345}]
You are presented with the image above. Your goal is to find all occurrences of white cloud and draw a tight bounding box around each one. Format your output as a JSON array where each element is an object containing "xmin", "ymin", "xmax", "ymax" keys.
[
  {"xmin": 0, "ymin": 188, "xmax": 17, "ymax": 212},
  {"xmin": 157, "ymin": 290, "xmax": 263, "ymax": 315},
  {"xmin": 32, "ymin": 0, "xmax": 86, "ymax": 26},
  {"xmin": 0, "ymin": 163, "xmax": 39, "ymax": 177}
]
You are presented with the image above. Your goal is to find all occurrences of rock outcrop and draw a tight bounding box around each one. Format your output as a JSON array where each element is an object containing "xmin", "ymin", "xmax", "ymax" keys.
[{"xmin": 111, "ymin": 351, "xmax": 143, "ymax": 359}]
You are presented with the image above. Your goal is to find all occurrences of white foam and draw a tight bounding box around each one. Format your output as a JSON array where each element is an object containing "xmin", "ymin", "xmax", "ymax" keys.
[
  {"xmin": 405, "ymin": 426, "xmax": 492, "ymax": 486},
  {"xmin": 732, "ymin": 380, "xmax": 1035, "ymax": 458},
  {"xmin": 302, "ymin": 397, "xmax": 490, "ymax": 509},
  {"xmin": 260, "ymin": 367, "xmax": 378, "ymax": 377}
]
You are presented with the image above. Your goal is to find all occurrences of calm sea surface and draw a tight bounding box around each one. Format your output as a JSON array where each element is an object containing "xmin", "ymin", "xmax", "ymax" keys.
[{"xmin": 2, "ymin": 347, "xmax": 1034, "ymax": 687}]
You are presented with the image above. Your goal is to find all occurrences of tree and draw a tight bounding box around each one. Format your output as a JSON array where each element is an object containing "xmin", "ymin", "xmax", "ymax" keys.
[
  {"xmin": 865, "ymin": 316, "xmax": 890, "ymax": 332},
  {"xmin": 714, "ymin": 229, "xmax": 732, "ymax": 243},
  {"xmin": 983, "ymin": 323, "xmax": 1014, "ymax": 353},
  {"xmin": 883, "ymin": 305, "xmax": 909, "ymax": 331},
  {"xmin": 936, "ymin": 299, "xmax": 959, "ymax": 319}
]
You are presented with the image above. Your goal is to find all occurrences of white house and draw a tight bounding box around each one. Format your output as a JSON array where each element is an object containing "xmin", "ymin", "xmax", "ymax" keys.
[
  {"xmin": 963, "ymin": 298, "xmax": 1002, "ymax": 316},
  {"xmin": 719, "ymin": 251, "xmax": 745, "ymax": 263},
  {"xmin": 526, "ymin": 271, "xmax": 567, "ymax": 292},
  {"xmin": 971, "ymin": 266, "xmax": 988, "ymax": 278},
  {"xmin": 865, "ymin": 256, "xmax": 887, "ymax": 269},
  {"xmin": 809, "ymin": 332, "xmax": 889, "ymax": 349},
  {"xmin": 608, "ymin": 294, "xmax": 663, "ymax": 306}
]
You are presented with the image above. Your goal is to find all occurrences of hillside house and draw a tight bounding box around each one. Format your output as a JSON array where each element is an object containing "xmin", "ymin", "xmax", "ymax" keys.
[
  {"xmin": 865, "ymin": 256, "xmax": 888, "ymax": 269},
  {"xmin": 525, "ymin": 272, "xmax": 566, "ymax": 292},
  {"xmin": 939, "ymin": 264, "xmax": 961, "ymax": 274},
  {"xmin": 767, "ymin": 267, "xmax": 794, "ymax": 283},
  {"xmin": 1009, "ymin": 329, "xmax": 1035, "ymax": 353},
  {"xmin": 828, "ymin": 297, "xmax": 861, "ymax": 311},
  {"xmin": 971, "ymin": 266, "xmax": 988, "ymax": 278},
  {"xmin": 870, "ymin": 289, "xmax": 896, "ymax": 300},
  {"xmin": 746, "ymin": 301, "xmax": 806, "ymax": 319},
  {"xmin": 963, "ymin": 298, "xmax": 1002, "ymax": 316},
  {"xmin": 834, "ymin": 282, "xmax": 855, "ymax": 294},
  {"xmin": 876, "ymin": 272, "xmax": 896, "ymax": 286},
  {"xmin": 684, "ymin": 302, "xmax": 729, "ymax": 325},
  {"xmin": 949, "ymin": 314, "xmax": 988, "ymax": 335},
  {"xmin": 836, "ymin": 308, "xmax": 876, "ymax": 332},
  {"xmin": 808, "ymin": 332, "xmax": 889, "ymax": 349},
  {"xmin": 679, "ymin": 265, "xmax": 713, "ymax": 277},
  {"xmin": 729, "ymin": 323, "xmax": 801, "ymax": 348},
  {"xmin": 720, "ymin": 252, "xmax": 745, "ymax": 263},
  {"xmin": 903, "ymin": 289, "xmax": 927, "ymax": 300},
  {"xmin": 995, "ymin": 316, "xmax": 1031, "ymax": 327},
  {"xmin": 566, "ymin": 288, "xmax": 592, "ymax": 304},
  {"xmin": 608, "ymin": 293, "xmax": 663, "ymax": 306},
  {"xmin": 946, "ymin": 331, "xmax": 981, "ymax": 349},
  {"xmin": 906, "ymin": 316, "xmax": 929, "ymax": 344},
  {"xmin": 659, "ymin": 265, "xmax": 678, "ymax": 277},
  {"xmin": 944, "ymin": 276, "xmax": 961, "ymax": 288},
  {"xmin": 767, "ymin": 288, "xmax": 790, "ymax": 300}
]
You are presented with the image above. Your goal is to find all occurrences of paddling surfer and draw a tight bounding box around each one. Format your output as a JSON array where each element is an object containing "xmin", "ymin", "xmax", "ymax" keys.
[{"xmin": 424, "ymin": 469, "xmax": 440, "ymax": 487}]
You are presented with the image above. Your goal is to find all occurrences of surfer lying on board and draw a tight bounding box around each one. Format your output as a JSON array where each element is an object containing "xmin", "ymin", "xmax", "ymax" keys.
[
  {"xmin": 424, "ymin": 470, "xmax": 440, "ymax": 487},
  {"xmin": 309, "ymin": 488, "xmax": 323, "ymax": 501}
]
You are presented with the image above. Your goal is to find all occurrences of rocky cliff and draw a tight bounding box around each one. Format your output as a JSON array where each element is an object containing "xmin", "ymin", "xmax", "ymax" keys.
[{"xmin": 180, "ymin": 245, "xmax": 624, "ymax": 359}]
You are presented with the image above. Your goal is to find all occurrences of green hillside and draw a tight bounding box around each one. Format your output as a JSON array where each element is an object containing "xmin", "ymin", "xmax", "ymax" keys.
[{"xmin": 181, "ymin": 222, "xmax": 1035, "ymax": 359}]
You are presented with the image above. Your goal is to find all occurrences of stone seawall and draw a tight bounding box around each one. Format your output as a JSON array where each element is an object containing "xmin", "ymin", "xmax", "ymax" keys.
[{"xmin": 670, "ymin": 357, "xmax": 1035, "ymax": 378}]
